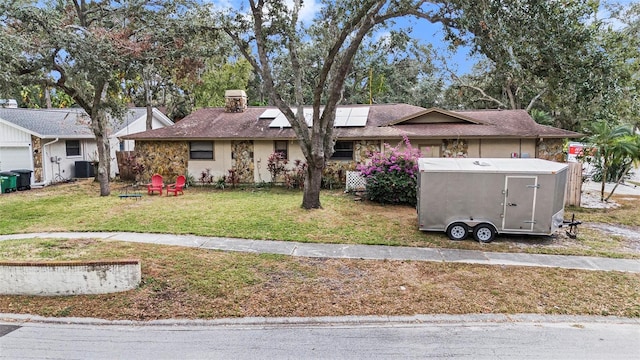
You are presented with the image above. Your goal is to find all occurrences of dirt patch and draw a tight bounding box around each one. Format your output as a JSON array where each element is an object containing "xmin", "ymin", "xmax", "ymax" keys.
[
  {"xmin": 583, "ymin": 223, "xmax": 640, "ymax": 252},
  {"xmin": 580, "ymin": 189, "xmax": 621, "ymax": 209}
]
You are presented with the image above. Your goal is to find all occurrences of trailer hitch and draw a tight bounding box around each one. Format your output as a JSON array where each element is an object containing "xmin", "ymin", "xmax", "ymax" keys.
[{"xmin": 561, "ymin": 213, "xmax": 582, "ymax": 239}]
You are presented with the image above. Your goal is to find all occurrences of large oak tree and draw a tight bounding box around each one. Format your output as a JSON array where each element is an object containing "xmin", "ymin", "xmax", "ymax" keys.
[
  {"xmin": 1, "ymin": 0, "xmax": 205, "ymax": 195},
  {"xmin": 220, "ymin": 0, "xmax": 452, "ymax": 209}
]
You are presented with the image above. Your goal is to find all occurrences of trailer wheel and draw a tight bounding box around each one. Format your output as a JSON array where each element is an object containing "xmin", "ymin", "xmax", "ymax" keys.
[
  {"xmin": 473, "ymin": 224, "xmax": 496, "ymax": 243},
  {"xmin": 446, "ymin": 223, "xmax": 469, "ymax": 241}
]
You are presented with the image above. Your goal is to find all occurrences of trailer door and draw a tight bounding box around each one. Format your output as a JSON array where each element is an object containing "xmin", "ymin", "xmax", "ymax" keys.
[{"xmin": 502, "ymin": 176, "xmax": 538, "ymax": 232}]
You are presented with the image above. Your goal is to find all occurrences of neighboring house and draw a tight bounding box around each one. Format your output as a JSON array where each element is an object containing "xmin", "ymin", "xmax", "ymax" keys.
[
  {"xmin": 0, "ymin": 107, "xmax": 173, "ymax": 186},
  {"xmin": 124, "ymin": 91, "xmax": 581, "ymax": 184}
]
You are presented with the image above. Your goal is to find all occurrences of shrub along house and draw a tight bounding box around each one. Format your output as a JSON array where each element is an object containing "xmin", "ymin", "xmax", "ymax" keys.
[{"xmin": 123, "ymin": 90, "xmax": 580, "ymax": 184}]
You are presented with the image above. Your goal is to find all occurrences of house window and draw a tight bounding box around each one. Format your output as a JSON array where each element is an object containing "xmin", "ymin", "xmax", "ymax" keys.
[
  {"xmin": 274, "ymin": 140, "xmax": 288, "ymax": 159},
  {"xmin": 190, "ymin": 141, "xmax": 214, "ymax": 160},
  {"xmin": 65, "ymin": 140, "xmax": 81, "ymax": 157},
  {"xmin": 331, "ymin": 141, "xmax": 354, "ymax": 160}
]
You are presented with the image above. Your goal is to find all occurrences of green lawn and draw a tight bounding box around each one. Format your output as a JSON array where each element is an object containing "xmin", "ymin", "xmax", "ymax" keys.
[{"xmin": 0, "ymin": 179, "xmax": 638, "ymax": 258}]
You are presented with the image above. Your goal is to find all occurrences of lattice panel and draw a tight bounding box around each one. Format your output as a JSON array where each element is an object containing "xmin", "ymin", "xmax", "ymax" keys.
[{"xmin": 346, "ymin": 171, "xmax": 367, "ymax": 191}]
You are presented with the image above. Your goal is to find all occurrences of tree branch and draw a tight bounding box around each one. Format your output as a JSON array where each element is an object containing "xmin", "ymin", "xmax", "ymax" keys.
[
  {"xmin": 448, "ymin": 71, "xmax": 507, "ymax": 108},
  {"xmin": 525, "ymin": 88, "xmax": 547, "ymax": 111}
]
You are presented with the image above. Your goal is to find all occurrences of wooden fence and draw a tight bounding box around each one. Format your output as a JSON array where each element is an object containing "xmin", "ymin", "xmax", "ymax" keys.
[
  {"xmin": 116, "ymin": 151, "xmax": 136, "ymax": 181},
  {"xmin": 565, "ymin": 162, "xmax": 582, "ymax": 207}
]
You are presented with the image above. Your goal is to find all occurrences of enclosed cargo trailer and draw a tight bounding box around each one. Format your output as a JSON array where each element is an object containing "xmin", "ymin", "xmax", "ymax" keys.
[{"xmin": 417, "ymin": 158, "xmax": 568, "ymax": 243}]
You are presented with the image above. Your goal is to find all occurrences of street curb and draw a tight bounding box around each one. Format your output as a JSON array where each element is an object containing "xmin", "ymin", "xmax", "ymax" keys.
[{"xmin": 1, "ymin": 313, "xmax": 638, "ymax": 327}]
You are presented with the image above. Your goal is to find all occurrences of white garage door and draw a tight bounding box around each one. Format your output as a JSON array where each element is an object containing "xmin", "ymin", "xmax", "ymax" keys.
[{"xmin": 0, "ymin": 146, "xmax": 32, "ymax": 171}]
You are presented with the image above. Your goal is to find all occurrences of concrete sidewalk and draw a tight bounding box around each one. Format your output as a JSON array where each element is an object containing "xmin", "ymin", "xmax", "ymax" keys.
[
  {"xmin": 1, "ymin": 232, "xmax": 639, "ymax": 273},
  {"xmin": 583, "ymin": 180, "xmax": 640, "ymax": 196}
]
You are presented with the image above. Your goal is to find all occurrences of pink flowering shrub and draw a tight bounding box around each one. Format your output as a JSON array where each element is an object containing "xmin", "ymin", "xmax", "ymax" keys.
[{"xmin": 357, "ymin": 136, "xmax": 421, "ymax": 206}]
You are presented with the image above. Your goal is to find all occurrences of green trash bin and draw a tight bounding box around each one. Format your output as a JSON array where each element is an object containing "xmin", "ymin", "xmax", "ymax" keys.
[
  {"xmin": 0, "ymin": 171, "xmax": 17, "ymax": 193},
  {"xmin": 0, "ymin": 176, "xmax": 8, "ymax": 193}
]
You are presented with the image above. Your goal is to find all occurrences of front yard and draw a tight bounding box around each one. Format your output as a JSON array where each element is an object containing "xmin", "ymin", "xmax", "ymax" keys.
[{"xmin": 0, "ymin": 180, "xmax": 638, "ymax": 320}]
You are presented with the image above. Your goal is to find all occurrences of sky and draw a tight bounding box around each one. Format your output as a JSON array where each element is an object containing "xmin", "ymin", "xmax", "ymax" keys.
[
  {"xmin": 213, "ymin": 0, "xmax": 479, "ymax": 73},
  {"xmin": 212, "ymin": 0, "xmax": 635, "ymax": 75}
]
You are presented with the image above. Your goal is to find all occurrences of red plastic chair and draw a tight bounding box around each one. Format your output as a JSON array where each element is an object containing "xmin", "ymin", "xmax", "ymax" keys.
[
  {"xmin": 166, "ymin": 175, "xmax": 186, "ymax": 196},
  {"xmin": 146, "ymin": 174, "xmax": 164, "ymax": 195}
]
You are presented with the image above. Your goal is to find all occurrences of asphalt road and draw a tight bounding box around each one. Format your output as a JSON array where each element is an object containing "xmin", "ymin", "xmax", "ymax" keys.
[{"xmin": 1, "ymin": 315, "xmax": 639, "ymax": 359}]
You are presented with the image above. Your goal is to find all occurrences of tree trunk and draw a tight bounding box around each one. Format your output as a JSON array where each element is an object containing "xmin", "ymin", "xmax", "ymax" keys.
[
  {"xmin": 44, "ymin": 87, "xmax": 52, "ymax": 109},
  {"xmin": 91, "ymin": 109, "xmax": 111, "ymax": 196},
  {"xmin": 302, "ymin": 158, "xmax": 324, "ymax": 209},
  {"xmin": 605, "ymin": 164, "xmax": 631, "ymax": 202},
  {"xmin": 144, "ymin": 73, "xmax": 153, "ymax": 130},
  {"xmin": 146, "ymin": 103, "xmax": 153, "ymax": 130},
  {"xmin": 95, "ymin": 133, "xmax": 111, "ymax": 196},
  {"xmin": 600, "ymin": 160, "xmax": 607, "ymax": 202}
]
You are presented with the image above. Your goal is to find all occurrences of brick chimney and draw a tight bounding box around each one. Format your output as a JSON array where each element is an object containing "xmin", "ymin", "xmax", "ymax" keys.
[{"xmin": 224, "ymin": 90, "xmax": 247, "ymax": 113}]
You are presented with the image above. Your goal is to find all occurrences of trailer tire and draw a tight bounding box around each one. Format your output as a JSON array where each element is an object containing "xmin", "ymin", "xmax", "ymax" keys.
[
  {"xmin": 473, "ymin": 224, "xmax": 496, "ymax": 243},
  {"xmin": 446, "ymin": 223, "xmax": 469, "ymax": 241}
]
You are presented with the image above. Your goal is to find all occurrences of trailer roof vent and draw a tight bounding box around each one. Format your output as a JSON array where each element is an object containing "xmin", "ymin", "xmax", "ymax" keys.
[{"xmin": 473, "ymin": 160, "xmax": 491, "ymax": 166}]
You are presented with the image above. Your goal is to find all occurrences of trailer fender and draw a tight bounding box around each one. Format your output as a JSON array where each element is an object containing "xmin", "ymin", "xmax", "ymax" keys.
[{"xmin": 445, "ymin": 219, "xmax": 498, "ymax": 231}]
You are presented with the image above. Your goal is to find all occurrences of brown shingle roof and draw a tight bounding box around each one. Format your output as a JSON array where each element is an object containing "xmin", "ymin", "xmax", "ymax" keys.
[{"xmin": 124, "ymin": 104, "xmax": 580, "ymax": 141}]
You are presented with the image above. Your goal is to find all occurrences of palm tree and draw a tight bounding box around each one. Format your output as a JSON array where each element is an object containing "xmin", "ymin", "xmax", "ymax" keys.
[
  {"xmin": 605, "ymin": 133, "xmax": 640, "ymax": 201},
  {"xmin": 584, "ymin": 121, "xmax": 634, "ymax": 201}
]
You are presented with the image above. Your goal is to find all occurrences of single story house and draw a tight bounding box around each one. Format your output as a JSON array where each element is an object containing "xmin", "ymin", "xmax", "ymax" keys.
[
  {"xmin": 0, "ymin": 106, "xmax": 173, "ymax": 186},
  {"xmin": 124, "ymin": 91, "xmax": 581, "ymax": 184}
]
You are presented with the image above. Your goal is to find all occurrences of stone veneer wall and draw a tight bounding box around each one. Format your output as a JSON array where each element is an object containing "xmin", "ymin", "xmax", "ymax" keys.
[
  {"xmin": 354, "ymin": 140, "xmax": 380, "ymax": 162},
  {"xmin": 135, "ymin": 141, "xmax": 188, "ymax": 183},
  {"xmin": 323, "ymin": 141, "xmax": 380, "ymax": 186},
  {"xmin": 323, "ymin": 161, "xmax": 356, "ymax": 187},
  {"xmin": 232, "ymin": 140, "xmax": 254, "ymax": 183},
  {"xmin": 537, "ymin": 138, "xmax": 565, "ymax": 162},
  {"xmin": 31, "ymin": 135, "xmax": 43, "ymax": 182},
  {"xmin": 442, "ymin": 139, "xmax": 468, "ymax": 158}
]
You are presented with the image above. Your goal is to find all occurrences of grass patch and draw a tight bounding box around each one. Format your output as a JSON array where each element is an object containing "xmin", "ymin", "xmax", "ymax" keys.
[
  {"xmin": 568, "ymin": 196, "xmax": 640, "ymax": 227},
  {"xmin": 0, "ymin": 238, "xmax": 638, "ymax": 320},
  {"xmin": 0, "ymin": 180, "xmax": 638, "ymax": 258}
]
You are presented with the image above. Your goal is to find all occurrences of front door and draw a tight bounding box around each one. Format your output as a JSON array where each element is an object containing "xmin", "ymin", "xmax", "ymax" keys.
[{"xmin": 502, "ymin": 176, "xmax": 537, "ymax": 231}]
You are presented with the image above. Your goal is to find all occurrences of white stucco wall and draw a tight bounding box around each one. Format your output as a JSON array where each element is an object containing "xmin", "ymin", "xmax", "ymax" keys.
[
  {"xmin": 0, "ymin": 260, "xmax": 141, "ymax": 296},
  {"xmin": 478, "ymin": 139, "xmax": 536, "ymax": 158},
  {"xmin": 253, "ymin": 141, "xmax": 273, "ymax": 182},
  {"xmin": 253, "ymin": 140, "xmax": 305, "ymax": 182},
  {"xmin": 42, "ymin": 139, "xmax": 97, "ymax": 183},
  {"xmin": 186, "ymin": 139, "xmax": 307, "ymax": 183},
  {"xmin": 187, "ymin": 140, "xmax": 234, "ymax": 181}
]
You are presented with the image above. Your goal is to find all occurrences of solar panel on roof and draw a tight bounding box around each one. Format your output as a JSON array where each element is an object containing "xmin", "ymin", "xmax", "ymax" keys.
[
  {"xmin": 336, "ymin": 106, "xmax": 369, "ymax": 127},
  {"xmin": 350, "ymin": 107, "xmax": 370, "ymax": 117},
  {"xmin": 267, "ymin": 106, "xmax": 368, "ymax": 128},
  {"xmin": 334, "ymin": 108, "xmax": 350, "ymax": 127},
  {"xmin": 269, "ymin": 113, "xmax": 291, "ymax": 128},
  {"xmin": 259, "ymin": 109, "xmax": 280, "ymax": 119}
]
